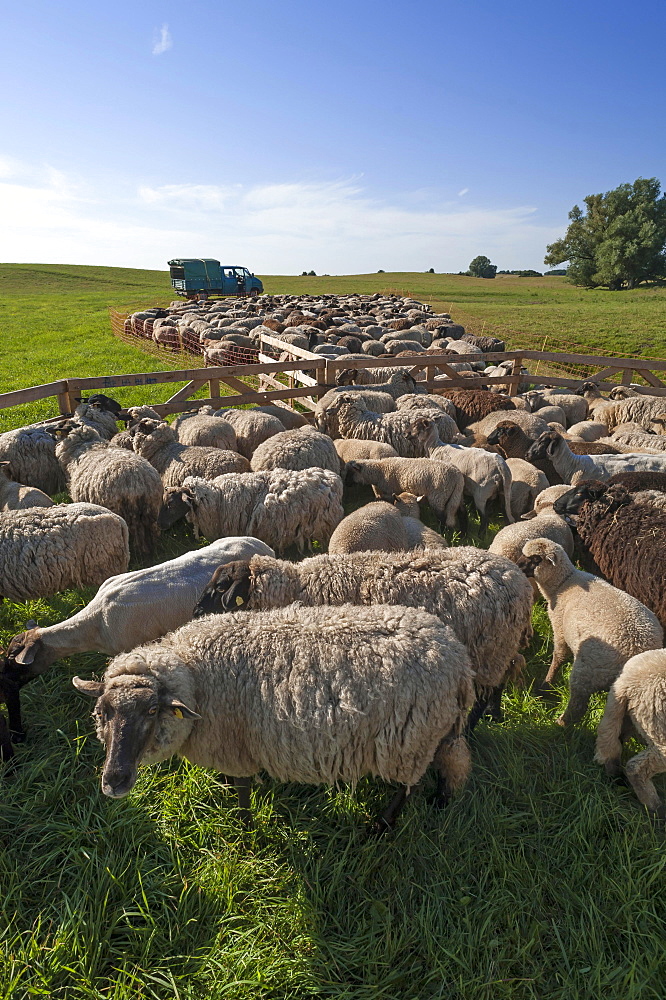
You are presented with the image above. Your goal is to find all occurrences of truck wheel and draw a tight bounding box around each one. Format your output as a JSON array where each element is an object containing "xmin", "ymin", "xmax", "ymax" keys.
[{"xmin": 250, "ymin": 288, "xmax": 259, "ymax": 297}]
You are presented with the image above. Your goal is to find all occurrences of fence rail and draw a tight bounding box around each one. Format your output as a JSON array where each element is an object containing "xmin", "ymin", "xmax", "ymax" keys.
[{"xmin": 2, "ymin": 347, "xmax": 666, "ymax": 422}]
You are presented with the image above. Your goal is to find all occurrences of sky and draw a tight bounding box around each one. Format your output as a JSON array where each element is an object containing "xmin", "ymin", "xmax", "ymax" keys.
[{"xmin": 0, "ymin": 0, "xmax": 664, "ymax": 275}]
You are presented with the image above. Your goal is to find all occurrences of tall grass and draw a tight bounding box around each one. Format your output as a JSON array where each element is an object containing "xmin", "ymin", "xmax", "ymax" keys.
[{"xmin": 1, "ymin": 265, "xmax": 665, "ymax": 998}]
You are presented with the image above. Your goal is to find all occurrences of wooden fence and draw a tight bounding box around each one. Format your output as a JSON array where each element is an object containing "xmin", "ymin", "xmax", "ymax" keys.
[{"xmin": 1, "ymin": 348, "xmax": 666, "ymax": 421}]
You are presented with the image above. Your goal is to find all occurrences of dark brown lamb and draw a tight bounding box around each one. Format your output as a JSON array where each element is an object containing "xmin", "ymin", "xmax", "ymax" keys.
[{"xmin": 434, "ymin": 389, "xmax": 515, "ymax": 430}]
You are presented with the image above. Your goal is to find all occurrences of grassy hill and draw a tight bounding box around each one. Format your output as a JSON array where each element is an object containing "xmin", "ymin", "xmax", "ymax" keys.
[{"xmin": 1, "ymin": 265, "xmax": 666, "ymax": 997}]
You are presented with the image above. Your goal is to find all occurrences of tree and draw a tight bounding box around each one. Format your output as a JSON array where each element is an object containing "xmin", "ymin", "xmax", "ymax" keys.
[
  {"xmin": 544, "ymin": 177, "xmax": 666, "ymax": 290},
  {"xmin": 468, "ymin": 255, "xmax": 497, "ymax": 278}
]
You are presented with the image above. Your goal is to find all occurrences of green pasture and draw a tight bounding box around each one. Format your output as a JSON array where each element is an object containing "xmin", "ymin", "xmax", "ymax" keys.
[{"xmin": 1, "ymin": 264, "xmax": 665, "ymax": 998}]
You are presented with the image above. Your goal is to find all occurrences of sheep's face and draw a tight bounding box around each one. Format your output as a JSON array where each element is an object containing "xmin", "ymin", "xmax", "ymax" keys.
[
  {"xmin": 486, "ymin": 422, "xmax": 520, "ymax": 448},
  {"xmin": 520, "ymin": 540, "xmax": 561, "ymax": 578},
  {"xmin": 73, "ymin": 674, "xmax": 200, "ymax": 798},
  {"xmin": 334, "ymin": 368, "xmax": 357, "ymax": 386},
  {"xmin": 576, "ymin": 382, "xmax": 599, "ymax": 399},
  {"xmin": 410, "ymin": 417, "xmax": 438, "ymax": 451},
  {"xmin": 552, "ymin": 481, "xmax": 609, "ymax": 518},
  {"xmin": 525, "ymin": 430, "xmax": 560, "ymax": 462},
  {"xmin": 194, "ymin": 561, "xmax": 254, "ymax": 616},
  {"xmin": 4, "ymin": 623, "xmax": 53, "ymax": 680},
  {"xmin": 343, "ymin": 460, "xmax": 366, "ymax": 485},
  {"xmin": 158, "ymin": 487, "xmax": 194, "ymax": 529}
]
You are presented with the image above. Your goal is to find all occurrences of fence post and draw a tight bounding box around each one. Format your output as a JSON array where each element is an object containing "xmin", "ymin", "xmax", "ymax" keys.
[{"xmin": 508, "ymin": 356, "xmax": 523, "ymax": 396}]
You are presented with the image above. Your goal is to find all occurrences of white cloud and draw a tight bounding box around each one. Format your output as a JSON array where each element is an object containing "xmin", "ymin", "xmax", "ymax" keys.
[
  {"xmin": 0, "ymin": 159, "xmax": 560, "ymax": 273},
  {"xmin": 152, "ymin": 24, "xmax": 172, "ymax": 56},
  {"xmin": 458, "ymin": 188, "xmax": 469, "ymax": 197}
]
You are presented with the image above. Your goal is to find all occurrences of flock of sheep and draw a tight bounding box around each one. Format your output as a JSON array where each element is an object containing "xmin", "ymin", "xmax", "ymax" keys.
[{"xmin": 2, "ymin": 291, "xmax": 666, "ymax": 832}]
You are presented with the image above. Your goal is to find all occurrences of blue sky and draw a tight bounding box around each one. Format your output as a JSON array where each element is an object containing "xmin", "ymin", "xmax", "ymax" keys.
[{"xmin": 0, "ymin": 0, "xmax": 664, "ymax": 274}]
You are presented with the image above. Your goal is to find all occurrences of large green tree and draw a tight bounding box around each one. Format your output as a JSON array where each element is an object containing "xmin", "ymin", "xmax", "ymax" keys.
[
  {"xmin": 545, "ymin": 177, "xmax": 666, "ymax": 290},
  {"xmin": 468, "ymin": 255, "xmax": 497, "ymax": 278}
]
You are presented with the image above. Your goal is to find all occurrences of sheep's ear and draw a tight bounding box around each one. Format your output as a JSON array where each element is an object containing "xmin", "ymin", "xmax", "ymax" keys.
[
  {"xmin": 72, "ymin": 677, "xmax": 104, "ymax": 698},
  {"xmin": 415, "ymin": 495, "xmax": 425, "ymax": 502},
  {"xmin": 0, "ymin": 461, "xmax": 12, "ymax": 479},
  {"xmin": 25, "ymin": 619, "xmax": 37, "ymax": 629},
  {"xmin": 165, "ymin": 699, "xmax": 201, "ymax": 720},
  {"xmin": 11, "ymin": 636, "xmax": 41, "ymax": 665}
]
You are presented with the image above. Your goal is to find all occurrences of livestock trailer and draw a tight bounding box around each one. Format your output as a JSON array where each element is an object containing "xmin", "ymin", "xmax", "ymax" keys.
[{"xmin": 168, "ymin": 259, "xmax": 263, "ymax": 299}]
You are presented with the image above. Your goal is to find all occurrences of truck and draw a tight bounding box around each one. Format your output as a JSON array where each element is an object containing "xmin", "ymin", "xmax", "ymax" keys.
[{"xmin": 168, "ymin": 259, "xmax": 264, "ymax": 299}]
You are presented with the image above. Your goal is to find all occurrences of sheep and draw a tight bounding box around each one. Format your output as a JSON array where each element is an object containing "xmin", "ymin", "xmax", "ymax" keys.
[
  {"xmin": 72, "ymin": 603, "xmax": 475, "ymax": 831},
  {"xmin": 0, "ymin": 424, "xmax": 65, "ymax": 494},
  {"xmin": 488, "ymin": 489, "xmax": 573, "ymax": 594},
  {"xmin": 327, "ymin": 501, "xmax": 413, "ymax": 554},
  {"xmin": 604, "ymin": 429, "xmax": 666, "ymax": 453},
  {"xmin": 72, "ymin": 401, "xmax": 119, "ymax": 440},
  {"xmin": 251, "ymin": 405, "xmax": 308, "ymax": 429},
  {"xmin": 631, "ymin": 489, "xmax": 666, "ymax": 511},
  {"xmin": 193, "ymin": 548, "xmax": 533, "ymax": 713},
  {"xmin": 553, "ymin": 481, "xmax": 666, "ymax": 628},
  {"xmin": 324, "ymin": 394, "xmax": 439, "ymax": 459},
  {"xmin": 0, "ymin": 503, "xmax": 129, "ymax": 602},
  {"xmin": 595, "ymin": 649, "xmax": 666, "ymax": 818},
  {"xmin": 566, "ymin": 420, "xmax": 609, "ymax": 442},
  {"xmin": 159, "ymin": 468, "xmax": 343, "ymax": 552},
  {"xmin": 605, "ymin": 470, "xmax": 666, "ymax": 493},
  {"xmin": 603, "ymin": 394, "xmax": 666, "ymax": 434},
  {"xmin": 2, "ymin": 537, "xmax": 275, "ymax": 687},
  {"xmin": 520, "ymin": 539, "xmax": 663, "ymax": 726},
  {"xmin": 250, "ymin": 425, "xmax": 342, "ymax": 475},
  {"xmin": 396, "ymin": 393, "xmax": 457, "ymax": 421},
  {"xmin": 345, "ymin": 457, "xmax": 465, "ymax": 529},
  {"xmin": 383, "ymin": 339, "xmax": 425, "ymax": 356},
  {"xmin": 486, "ymin": 420, "xmax": 563, "ymax": 485},
  {"xmin": 172, "ymin": 407, "xmax": 237, "ymax": 450},
  {"xmin": 428, "ymin": 443, "xmax": 514, "ymax": 529},
  {"xmin": 315, "ymin": 388, "xmax": 396, "ymax": 437},
  {"xmin": 334, "ymin": 439, "xmax": 398, "ymax": 462},
  {"xmin": 110, "ymin": 406, "xmax": 162, "ymax": 450},
  {"xmin": 461, "ymin": 333, "xmax": 505, "ymax": 353},
  {"xmin": 129, "ymin": 418, "xmax": 250, "ymax": 488},
  {"xmin": 574, "ymin": 382, "xmax": 613, "ymax": 422},
  {"xmin": 465, "ymin": 410, "xmax": 551, "ymax": 448},
  {"xmin": 391, "ymin": 493, "xmax": 448, "ymax": 550},
  {"xmin": 333, "ymin": 370, "xmax": 420, "ymax": 396},
  {"xmin": 393, "ymin": 396, "xmax": 461, "ymax": 442},
  {"xmin": 532, "ymin": 404, "xmax": 567, "ymax": 426},
  {"xmin": 0, "ymin": 462, "xmax": 53, "ymax": 510},
  {"xmin": 54, "ymin": 423, "xmax": 163, "ymax": 556},
  {"xmin": 522, "ymin": 391, "xmax": 587, "ymax": 427},
  {"xmin": 505, "ymin": 458, "xmax": 550, "ymax": 518},
  {"xmin": 525, "ymin": 429, "xmax": 666, "ymax": 484},
  {"xmin": 213, "ymin": 408, "xmax": 284, "ymax": 459}
]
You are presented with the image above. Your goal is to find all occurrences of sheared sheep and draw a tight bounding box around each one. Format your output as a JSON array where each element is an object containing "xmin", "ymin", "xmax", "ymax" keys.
[
  {"xmin": 159, "ymin": 468, "xmax": 343, "ymax": 551},
  {"xmin": 0, "ymin": 462, "xmax": 53, "ymax": 510},
  {"xmin": 251, "ymin": 405, "xmax": 308, "ymax": 429},
  {"xmin": 129, "ymin": 418, "xmax": 250, "ymax": 487},
  {"xmin": 505, "ymin": 458, "xmax": 550, "ymax": 518},
  {"xmin": 334, "ymin": 439, "xmax": 398, "ymax": 462},
  {"xmin": 213, "ymin": 408, "xmax": 284, "ymax": 458},
  {"xmin": 428, "ymin": 442, "xmax": 514, "ymax": 529},
  {"xmin": 73, "ymin": 603, "xmax": 475, "ymax": 830},
  {"xmin": 520, "ymin": 539, "xmax": 662, "ymax": 725},
  {"xmin": 345, "ymin": 457, "xmax": 465, "ymax": 529},
  {"xmin": 432, "ymin": 389, "xmax": 515, "ymax": 430},
  {"xmin": 525, "ymin": 429, "xmax": 666, "ymax": 483}
]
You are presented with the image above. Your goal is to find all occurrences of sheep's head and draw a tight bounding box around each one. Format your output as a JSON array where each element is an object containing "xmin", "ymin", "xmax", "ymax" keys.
[
  {"xmin": 129, "ymin": 417, "xmax": 172, "ymax": 446},
  {"xmin": 552, "ymin": 480, "xmax": 632, "ymax": 521},
  {"xmin": 193, "ymin": 561, "xmax": 254, "ymax": 616},
  {"xmin": 525, "ymin": 429, "xmax": 561, "ymax": 462},
  {"xmin": 335, "ymin": 368, "xmax": 357, "ymax": 387},
  {"xmin": 73, "ymin": 670, "xmax": 200, "ymax": 798},
  {"xmin": 393, "ymin": 492, "xmax": 422, "ymax": 517},
  {"xmin": 486, "ymin": 421, "xmax": 523, "ymax": 448},
  {"xmin": 409, "ymin": 416, "xmax": 438, "ymax": 452},
  {"xmin": 0, "ymin": 461, "xmax": 14, "ymax": 481},
  {"xmin": 86, "ymin": 393, "xmax": 124, "ymax": 416},
  {"xmin": 158, "ymin": 486, "xmax": 195, "ymax": 529},
  {"xmin": 609, "ymin": 386, "xmax": 640, "ymax": 400},
  {"xmin": 3, "ymin": 620, "xmax": 52, "ymax": 681},
  {"xmin": 575, "ymin": 381, "xmax": 600, "ymax": 398},
  {"xmin": 518, "ymin": 539, "xmax": 565, "ymax": 578}
]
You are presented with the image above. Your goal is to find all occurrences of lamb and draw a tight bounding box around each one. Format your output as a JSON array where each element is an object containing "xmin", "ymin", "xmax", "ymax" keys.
[
  {"xmin": 159, "ymin": 468, "xmax": 343, "ymax": 551},
  {"xmin": 327, "ymin": 500, "xmax": 414, "ymax": 554},
  {"xmin": 129, "ymin": 418, "xmax": 250, "ymax": 487},
  {"xmin": 465, "ymin": 410, "xmax": 551, "ymax": 448},
  {"xmin": 0, "ymin": 424, "xmax": 65, "ymax": 494},
  {"xmin": 54, "ymin": 422, "xmax": 163, "ymax": 555},
  {"xmin": 395, "ymin": 393, "xmax": 458, "ymax": 421},
  {"xmin": 334, "ymin": 439, "xmax": 398, "ymax": 462},
  {"xmin": 250, "ymin": 425, "xmax": 341, "ymax": 475},
  {"xmin": 391, "ymin": 493, "xmax": 448, "ymax": 549},
  {"xmin": 172, "ymin": 407, "xmax": 237, "ymax": 450},
  {"xmin": 520, "ymin": 539, "xmax": 663, "ymax": 725},
  {"xmin": 345, "ymin": 457, "xmax": 465, "ymax": 529},
  {"xmin": 194, "ymin": 548, "xmax": 533, "ymax": 706},
  {"xmin": 213, "ymin": 408, "xmax": 284, "ymax": 459},
  {"xmin": 394, "ymin": 395, "xmax": 461, "ymax": 442},
  {"xmin": 595, "ymin": 650, "xmax": 666, "ymax": 818},
  {"xmin": 110, "ymin": 406, "xmax": 162, "ymax": 450},
  {"xmin": 431, "ymin": 389, "xmax": 515, "ymax": 430},
  {"xmin": 523, "ymin": 391, "xmax": 587, "ymax": 427},
  {"xmin": 251, "ymin": 405, "xmax": 308, "ymax": 429},
  {"xmin": 0, "ymin": 462, "xmax": 53, "ymax": 510},
  {"xmin": 505, "ymin": 458, "xmax": 550, "ymax": 518},
  {"xmin": 333, "ymin": 370, "xmax": 420, "ymax": 397},
  {"xmin": 553, "ymin": 481, "xmax": 666, "ymax": 628},
  {"xmin": 428, "ymin": 442, "xmax": 514, "ymax": 529},
  {"xmin": 315, "ymin": 388, "xmax": 396, "ymax": 437},
  {"xmin": 72, "ymin": 603, "xmax": 475, "ymax": 831},
  {"xmin": 604, "ymin": 429, "xmax": 666, "ymax": 452},
  {"xmin": 525, "ymin": 429, "xmax": 666, "ymax": 484},
  {"xmin": 575, "ymin": 382, "xmax": 613, "ymax": 422},
  {"xmin": 0, "ymin": 503, "xmax": 129, "ymax": 602},
  {"xmin": 72, "ymin": 401, "xmax": 119, "ymax": 440},
  {"xmin": 488, "ymin": 489, "xmax": 573, "ymax": 594},
  {"xmin": 324, "ymin": 394, "xmax": 439, "ymax": 459},
  {"xmin": 602, "ymin": 394, "xmax": 666, "ymax": 434},
  {"xmin": 2, "ymin": 537, "xmax": 274, "ymax": 683}
]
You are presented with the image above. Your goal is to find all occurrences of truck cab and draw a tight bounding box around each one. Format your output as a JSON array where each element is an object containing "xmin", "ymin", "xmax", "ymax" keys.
[{"xmin": 168, "ymin": 259, "xmax": 263, "ymax": 298}]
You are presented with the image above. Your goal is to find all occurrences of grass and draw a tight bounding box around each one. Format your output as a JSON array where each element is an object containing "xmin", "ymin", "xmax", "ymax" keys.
[{"xmin": 1, "ymin": 264, "xmax": 666, "ymax": 998}]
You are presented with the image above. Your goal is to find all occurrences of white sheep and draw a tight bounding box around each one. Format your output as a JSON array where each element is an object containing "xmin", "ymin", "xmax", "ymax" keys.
[
  {"xmin": 250, "ymin": 426, "xmax": 341, "ymax": 475},
  {"xmin": 129, "ymin": 418, "xmax": 250, "ymax": 487},
  {"xmin": 345, "ymin": 457, "xmax": 464, "ymax": 529},
  {"xmin": 0, "ymin": 424, "xmax": 65, "ymax": 494},
  {"xmin": 505, "ymin": 458, "xmax": 550, "ymax": 518},
  {"xmin": 214, "ymin": 408, "xmax": 284, "ymax": 458},
  {"xmin": 73, "ymin": 603, "xmax": 475, "ymax": 830},
  {"xmin": 520, "ymin": 539, "xmax": 663, "ymax": 725},
  {"xmin": 54, "ymin": 423, "xmax": 163, "ymax": 555},
  {"xmin": 0, "ymin": 503, "xmax": 129, "ymax": 601},
  {"xmin": 428, "ymin": 442, "xmax": 514, "ymax": 529},
  {"xmin": 334, "ymin": 439, "xmax": 398, "ymax": 462},
  {"xmin": 595, "ymin": 649, "xmax": 666, "ymax": 818},
  {"xmin": 391, "ymin": 492, "xmax": 448, "ymax": 550},
  {"xmin": 525, "ymin": 429, "xmax": 666, "ymax": 484},
  {"xmin": 159, "ymin": 468, "xmax": 344, "ymax": 552},
  {"xmin": 326, "ymin": 394, "xmax": 439, "ymax": 459},
  {"xmin": 173, "ymin": 407, "xmax": 237, "ymax": 450},
  {"xmin": 0, "ymin": 462, "xmax": 53, "ymax": 510},
  {"xmin": 488, "ymin": 486, "xmax": 573, "ymax": 594}
]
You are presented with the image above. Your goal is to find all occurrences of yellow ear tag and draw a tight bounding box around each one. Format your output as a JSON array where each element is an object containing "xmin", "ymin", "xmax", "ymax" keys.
[
  {"xmin": 173, "ymin": 708, "xmax": 184, "ymax": 719},
  {"xmin": 235, "ymin": 596, "xmax": 244, "ymax": 606}
]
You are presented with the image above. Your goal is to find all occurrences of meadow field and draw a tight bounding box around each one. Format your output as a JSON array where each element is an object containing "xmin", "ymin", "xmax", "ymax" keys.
[{"xmin": 1, "ymin": 265, "xmax": 666, "ymax": 999}]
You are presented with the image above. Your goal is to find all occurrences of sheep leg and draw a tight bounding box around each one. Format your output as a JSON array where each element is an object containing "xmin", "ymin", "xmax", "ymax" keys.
[
  {"xmin": 0, "ymin": 714, "xmax": 14, "ymax": 762},
  {"xmin": 368, "ymin": 786, "xmax": 409, "ymax": 835},
  {"xmin": 486, "ymin": 685, "xmax": 504, "ymax": 723},
  {"xmin": 2, "ymin": 681, "xmax": 26, "ymax": 743},
  {"xmin": 234, "ymin": 776, "xmax": 254, "ymax": 830},
  {"xmin": 624, "ymin": 749, "xmax": 666, "ymax": 818},
  {"xmin": 542, "ymin": 637, "xmax": 570, "ymax": 687},
  {"xmin": 557, "ymin": 661, "xmax": 596, "ymax": 726},
  {"xmin": 430, "ymin": 736, "xmax": 471, "ymax": 809}
]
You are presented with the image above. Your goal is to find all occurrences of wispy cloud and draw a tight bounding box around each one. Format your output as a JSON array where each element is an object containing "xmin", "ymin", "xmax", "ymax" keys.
[
  {"xmin": 152, "ymin": 24, "xmax": 172, "ymax": 56},
  {"xmin": 0, "ymin": 159, "xmax": 559, "ymax": 273},
  {"xmin": 458, "ymin": 187, "xmax": 469, "ymax": 197}
]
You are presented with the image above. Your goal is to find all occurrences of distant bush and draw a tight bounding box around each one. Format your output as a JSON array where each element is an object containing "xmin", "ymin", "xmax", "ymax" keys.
[
  {"xmin": 497, "ymin": 269, "xmax": 543, "ymax": 277},
  {"xmin": 377, "ymin": 269, "xmax": 385, "ymax": 273},
  {"xmin": 308, "ymin": 270, "xmax": 317, "ymax": 276},
  {"xmin": 544, "ymin": 268, "xmax": 568, "ymax": 276},
  {"xmin": 427, "ymin": 268, "xmax": 435, "ymax": 273}
]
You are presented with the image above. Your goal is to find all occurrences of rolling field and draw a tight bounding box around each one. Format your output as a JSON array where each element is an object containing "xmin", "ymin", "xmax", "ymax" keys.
[{"xmin": 1, "ymin": 265, "xmax": 666, "ymax": 999}]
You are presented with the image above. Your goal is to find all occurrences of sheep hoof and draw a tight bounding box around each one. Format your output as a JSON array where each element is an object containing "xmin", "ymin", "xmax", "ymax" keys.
[
  {"xmin": 367, "ymin": 816, "xmax": 395, "ymax": 837},
  {"xmin": 603, "ymin": 759, "xmax": 622, "ymax": 779},
  {"xmin": 10, "ymin": 730, "xmax": 27, "ymax": 745}
]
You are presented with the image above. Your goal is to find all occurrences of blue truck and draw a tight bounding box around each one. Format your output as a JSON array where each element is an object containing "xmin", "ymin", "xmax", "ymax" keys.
[{"xmin": 168, "ymin": 259, "xmax": 264, "ymax": 299}]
